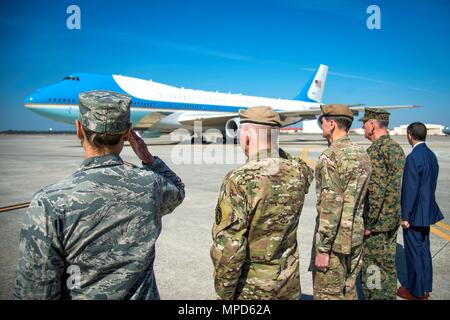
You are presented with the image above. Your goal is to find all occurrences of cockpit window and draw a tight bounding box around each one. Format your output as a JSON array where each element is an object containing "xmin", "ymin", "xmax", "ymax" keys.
[{"xmin": 62, "ymin": 76, "xmax": 80, "ymax": 81}]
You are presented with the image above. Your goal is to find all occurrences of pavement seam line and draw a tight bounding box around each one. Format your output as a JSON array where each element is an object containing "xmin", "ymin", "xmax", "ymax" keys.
[{"xmin": 432, "ymin": 240, "xmax": 450, "ymax": 259}]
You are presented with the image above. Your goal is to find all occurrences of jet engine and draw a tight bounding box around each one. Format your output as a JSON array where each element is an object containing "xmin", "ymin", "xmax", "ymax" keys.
[{"xmin": 225, "ymin": 117, "xmax": 240, "ymax": 140}]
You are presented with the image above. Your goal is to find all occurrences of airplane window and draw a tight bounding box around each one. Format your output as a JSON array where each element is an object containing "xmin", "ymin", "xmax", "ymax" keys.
[{"xmin": 76, "ymin": 77, "xmax": 80, "ymax": 81}]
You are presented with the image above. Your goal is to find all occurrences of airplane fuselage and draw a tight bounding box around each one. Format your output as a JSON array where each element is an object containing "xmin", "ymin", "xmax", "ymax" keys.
[{"xmin": 24, "ymin": 73, "xmax": 320, "ymax": 133}]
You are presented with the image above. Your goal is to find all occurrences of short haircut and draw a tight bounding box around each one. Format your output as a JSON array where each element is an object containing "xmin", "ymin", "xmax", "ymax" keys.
[
  {"xmin": 325, "ymin": 116, "xmax": 353, "ymax": 131},
  {"xmin": 376, "ymin": 119, "xmax": 389, "ymax": 128},
  {"xmin": 243, "ymin": 122, "xmax": 279, "ymax": 137},
  {"xmin": 83, "ymin": 127, "xmax": 126, "ymax": 149},
  {"xmin": 407, "ymin": 122, "xmax": 427, "ymax": 141}
]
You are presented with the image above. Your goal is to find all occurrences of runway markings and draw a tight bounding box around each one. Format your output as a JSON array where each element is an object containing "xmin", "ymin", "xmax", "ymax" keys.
[
  {"xmin": 436, "ymin": 221, "xmax": 450, "ymax": 232},
  {"xmin": 431, "ymin": 225, "xmax": 450, "ymax": 242},
  {"xmin": 0, "ymin": 202, "xmax": 30, "ymax": 213}
]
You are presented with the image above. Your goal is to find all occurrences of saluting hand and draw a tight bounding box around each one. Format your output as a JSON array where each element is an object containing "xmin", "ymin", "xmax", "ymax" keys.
[{"xmin": 127, "ymin": 129, "xmax": 155, "ymax": 165}]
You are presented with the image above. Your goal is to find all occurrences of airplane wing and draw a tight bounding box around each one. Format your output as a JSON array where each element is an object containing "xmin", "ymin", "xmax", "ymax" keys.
[
  {"xmin": 152, "ymin": 105, "xmax": 418, "ymax": 130},
  {"xmin": 134, "ymin": 111, "xmax": 170, "ymax": 129},
  {"xmin": 175, "ymin": 110, "xmax": 318, "ymax": 128},
  {"xmin": 278, "ymin": 105, "xmax": 418, "ymax": 123},
  {"xmin": 279, "ymin": 105, "xmax": 418, "ymax": 117},
  {"xmin": 348, "ymin": 104, "xmax": 419, "ymax": 112},
  {"xmin": 177, "ymin": 112, "xmax": 238, "ymax": 128}
]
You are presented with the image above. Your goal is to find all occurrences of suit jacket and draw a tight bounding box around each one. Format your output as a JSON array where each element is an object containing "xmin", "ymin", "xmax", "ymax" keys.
[{"xmin": 401, "ymin": 143, "xmax": 444, "ymax": 226}]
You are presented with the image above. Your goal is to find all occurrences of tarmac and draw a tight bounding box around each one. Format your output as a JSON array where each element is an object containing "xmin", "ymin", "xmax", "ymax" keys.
[{"xmin": 0, "ymin": 133, "xmax": 449, "ymax": 300}]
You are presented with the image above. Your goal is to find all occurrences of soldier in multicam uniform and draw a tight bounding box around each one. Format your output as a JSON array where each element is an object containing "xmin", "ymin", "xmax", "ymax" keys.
[
  {"xmin": 211, "ymin": 106, "xmax": 313, "ymax": 300},
  {"xmin": 359, "ymin": 108, "xmax": 405, "ymax": 300},
  {"xmin": 14, "ymin": 90, "xmax": 185, "ymax": 299},
  {"xmin": 311, "ymin": 104, "xmax": 372, "ymax": 300}
]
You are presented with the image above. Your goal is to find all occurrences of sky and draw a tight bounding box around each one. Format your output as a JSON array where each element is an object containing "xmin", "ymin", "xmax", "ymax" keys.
[{"xmin": 0, "ymin": 0, "xmax": 449, "ymax": 130}]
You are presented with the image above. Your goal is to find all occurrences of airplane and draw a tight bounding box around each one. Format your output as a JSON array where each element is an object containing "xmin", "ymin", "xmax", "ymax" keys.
[
  {"xmin": 24, "ymin": 64, "xmax": 416, "ymax": 143},
  {"xmin": 443, "ymin": 127, "xmax": 450, "ymax": 135}
]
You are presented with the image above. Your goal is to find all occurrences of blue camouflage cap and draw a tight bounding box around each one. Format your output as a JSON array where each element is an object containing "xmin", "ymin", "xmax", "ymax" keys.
[{"xmin": 78, "ymin": 90, "xmax": 132, "ymax": 133}]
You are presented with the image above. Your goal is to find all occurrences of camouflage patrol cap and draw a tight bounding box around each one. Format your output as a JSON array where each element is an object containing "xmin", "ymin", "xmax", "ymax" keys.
[
  {"xmin": 78, "ymin": 90, "xmax": 131, "ymax": 133},
  {"xmin": 359, "ymin": 107, "xmax": 390, "ymax": 122},
  {"xmin": 318, "ymin": 104, "xmax": 354, "ymax": 122},
  {"xmin": 239, "ymin": 106, "xmax": 282, "ymax": 127}
]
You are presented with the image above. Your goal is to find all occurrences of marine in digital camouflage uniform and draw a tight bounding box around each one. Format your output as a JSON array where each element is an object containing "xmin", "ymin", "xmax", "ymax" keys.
[
  {"xmin": 14, "ymin": 90, "xmax": 185, "ymax": 300},
  {"xmin": 211, "ymin": 106, "xmax": 313, "ymax": 300},
  {"xmin": 311, "ymin": 104, "xmax": 372, "ymax": 300},
  {"xmin": 359, "ymin": 108, "xmax": 405, "ymax": 300}
]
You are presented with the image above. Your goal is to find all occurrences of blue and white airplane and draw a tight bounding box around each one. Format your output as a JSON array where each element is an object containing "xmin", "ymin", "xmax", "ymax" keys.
[{"xmin": 24, "ymin": 64, "xmax": 415, "ymax": 141}]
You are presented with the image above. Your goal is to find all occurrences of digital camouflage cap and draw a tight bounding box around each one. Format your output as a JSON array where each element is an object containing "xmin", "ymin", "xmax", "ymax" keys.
[
  {"xmin": 78, "ymin": 90, "xmax": 131, "ymax": 133},
  {"xmin": 359, "ymin": 107, "xmax": 390, "ymax": 122}
]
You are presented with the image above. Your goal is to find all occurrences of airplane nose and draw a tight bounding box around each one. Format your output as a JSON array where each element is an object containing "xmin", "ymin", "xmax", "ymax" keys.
[
  {"xmin": 24, "ymin": 90, "xmax": 40, "ymax": 107},
  {"xmin": 24, "ymin": 95, "xmax": 33, "ymax": 104}
]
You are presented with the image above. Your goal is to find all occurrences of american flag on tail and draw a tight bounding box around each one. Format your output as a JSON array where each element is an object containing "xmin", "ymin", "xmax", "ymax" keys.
[{"xmin": 314, "ymin": 79, "xmax": 322, "ymax": 88}]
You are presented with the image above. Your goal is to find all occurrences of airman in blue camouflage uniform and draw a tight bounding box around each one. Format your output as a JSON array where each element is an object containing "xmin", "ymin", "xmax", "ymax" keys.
[
  {"xmin": 14, "ymin": 90, "xmax": 185, "ymax": 299},
  {"xmin": 360, "ymin": 108, "xmax": 405, "ymax": 300}
]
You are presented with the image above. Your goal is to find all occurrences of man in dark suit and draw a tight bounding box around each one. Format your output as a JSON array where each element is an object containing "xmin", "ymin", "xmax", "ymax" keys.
[{"xmin": 398, "ymin": 122, "xmax": 444, "ymax": 300}]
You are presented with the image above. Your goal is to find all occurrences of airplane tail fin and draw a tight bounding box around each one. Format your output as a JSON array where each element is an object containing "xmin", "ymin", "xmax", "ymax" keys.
[{"xmin": 293, "ymin": 64, "xmax": 328, "ymax": 103}]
